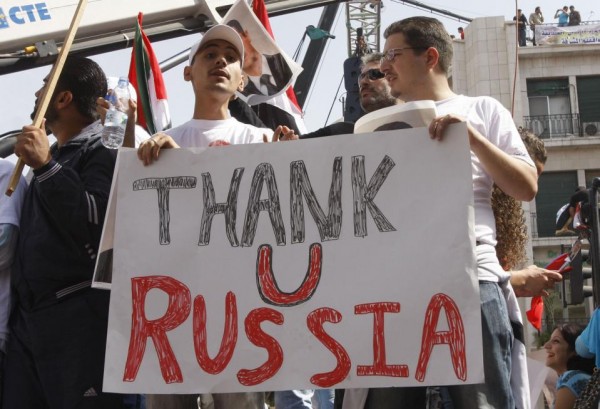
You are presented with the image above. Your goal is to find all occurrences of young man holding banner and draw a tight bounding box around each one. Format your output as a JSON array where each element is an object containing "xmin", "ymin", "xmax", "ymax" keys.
[
  {"xmin": 138, "ymin": 24, "xmax": 278, "ymax": 409},
  {"xmin": 2, "ymin": 57, "xmax": 127, "ymax": 408},
  {"xmin": 379, "ymin": 17, "xmax": 537, "ymax": 409}
]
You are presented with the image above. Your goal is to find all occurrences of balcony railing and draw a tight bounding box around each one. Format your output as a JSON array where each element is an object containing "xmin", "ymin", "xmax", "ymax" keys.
[
  {"xmin": 523, "ymin": 113, "xmax": 581, "ymax": 138},
  {"xmin": 530, "ymin": 212, "xmax": 538, "ymax": 238}
]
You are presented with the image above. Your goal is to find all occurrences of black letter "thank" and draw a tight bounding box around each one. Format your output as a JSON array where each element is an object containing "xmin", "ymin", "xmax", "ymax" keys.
[
  {"xmin": 290, "ymin": 158, "xmax": 342, "ymax": 243},
  {"xmin": 133, "ymin": 176, "xmax": 197, "ymax": 244},
  {"xmin": 351, "ymin": 156, "xmax": 396, "ymax": 237},
  {"xmin": 198, "ymin": 169, "xmax": 244, "ymax": 247},
  {"xmin": 241, "ymin": 163, "xmax": 286, "ymax": 247}
]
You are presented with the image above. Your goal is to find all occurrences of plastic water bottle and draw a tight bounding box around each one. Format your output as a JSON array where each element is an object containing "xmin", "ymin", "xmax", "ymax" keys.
[{"xmin": 101, "ymin": 77, "xmax": 130, "ymax": 149}]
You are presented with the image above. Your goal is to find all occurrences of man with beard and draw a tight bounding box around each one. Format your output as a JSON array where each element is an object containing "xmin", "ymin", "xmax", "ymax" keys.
[
  {"xmin": 2, "ymin": 57, "xmax": 126, "ymax": 408},
  {"xmin": 294, "ymin": 52, "xmax": 400, "ymax": 141}
]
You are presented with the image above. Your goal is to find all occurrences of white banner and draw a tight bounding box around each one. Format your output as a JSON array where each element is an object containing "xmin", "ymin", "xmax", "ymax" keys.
[
  {"xmin": 537, "ymin": 23, "xmax": 600, "ymax": 45},
  {"xmin": 104, "ymin": 124, "xmax": 483, "ymax": 393}
]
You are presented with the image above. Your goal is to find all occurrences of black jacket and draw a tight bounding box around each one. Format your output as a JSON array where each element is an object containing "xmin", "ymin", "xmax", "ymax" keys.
[{"xmin": 12, "ymin": 121, "xmax": 116, "ymax": 311}]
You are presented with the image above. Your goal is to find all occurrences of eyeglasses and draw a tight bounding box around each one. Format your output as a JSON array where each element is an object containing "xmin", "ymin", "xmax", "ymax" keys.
[
  {"xmin": 359, "ymin": 68, "xmax": 385, "ymax": 81},
  {"xmin": 381, "ymin": 47, "xmax": 428, "ymax": 62}
]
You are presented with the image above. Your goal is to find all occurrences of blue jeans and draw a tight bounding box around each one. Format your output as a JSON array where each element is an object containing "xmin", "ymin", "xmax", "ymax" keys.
[
  {"xmin": 447, "ymin": 281, "xmax": 514, "ymax": 409},
  {"xmin": 275, "ymin": 389, "xmax": 334, "ymax": 409},
  {"xmin": 314, "ymin": 389, "xmax": 334, "ymax": 409},
  {"xmin": 275, "ymin": 390, "xmax": 312, "ymax": 409}
]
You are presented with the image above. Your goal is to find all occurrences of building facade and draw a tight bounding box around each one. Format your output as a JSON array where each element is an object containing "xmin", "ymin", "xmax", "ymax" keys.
[{"xmin": 450, "ymin": 16, "xmax": 600, "ymax": 340}]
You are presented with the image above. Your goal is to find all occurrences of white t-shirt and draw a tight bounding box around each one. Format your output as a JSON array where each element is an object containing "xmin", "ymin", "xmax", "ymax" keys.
[
  {"xmin": 0, "ymin": 159, "xmax": 26, "ymax": 350},
  {"xmin": 436, "ymin": 95, "xmax": 535, "ymax": 281},
  {"xmin": 165, "ymin": 117, "xmax": 270, "ymax": 148}
]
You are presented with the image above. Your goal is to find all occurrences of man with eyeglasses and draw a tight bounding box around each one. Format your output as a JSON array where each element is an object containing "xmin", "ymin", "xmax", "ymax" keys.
[
  {"xmin": 379, "ymin": 16, "xmax": 537, "ymax": 409},
  {"xmin": 293, "ymin": 52, "xmax": 399, "ymax": 141}
]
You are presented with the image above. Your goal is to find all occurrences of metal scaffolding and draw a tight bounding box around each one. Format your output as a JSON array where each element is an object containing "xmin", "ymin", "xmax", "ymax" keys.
[{"xmin": 345, "ymin": 1, "xmax": 381, "ymax": 57}]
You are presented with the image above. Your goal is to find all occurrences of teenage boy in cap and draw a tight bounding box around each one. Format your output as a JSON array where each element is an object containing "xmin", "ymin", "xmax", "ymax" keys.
[
  {"xmin": 138, "ymin": 24, "xmax": 276, "ymax": 165},
  {"xmin": 139, "ymin": 23, "xmax": 276, "ymax": 409}
]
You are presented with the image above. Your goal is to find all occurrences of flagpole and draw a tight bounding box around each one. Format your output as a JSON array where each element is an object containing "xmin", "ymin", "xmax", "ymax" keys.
[{"xmin": 6, "ymin": 0, "xmax": 89, "ymax": 196}]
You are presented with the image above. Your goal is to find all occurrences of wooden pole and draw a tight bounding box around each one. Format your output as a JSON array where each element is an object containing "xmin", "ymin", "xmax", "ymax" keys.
[{"xmin": 6, "ymin": 0, "xmax": 89, "ymax": 196}]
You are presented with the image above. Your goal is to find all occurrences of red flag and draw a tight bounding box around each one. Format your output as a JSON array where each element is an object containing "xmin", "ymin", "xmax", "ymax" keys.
[
  {"xmin": 128, "ymin": 13, "xmax": 171, "ymax": 134},
  {"xmin": 526, "ymin": 253, "xmax": 571, "ymax": 330},
  {"xmin": 251, "ymin": 0, "xmax": 303, "ymax": 121}
]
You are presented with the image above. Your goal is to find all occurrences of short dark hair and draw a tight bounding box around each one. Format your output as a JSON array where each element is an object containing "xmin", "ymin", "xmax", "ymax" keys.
[
  {"xmin": 384, "ymin": 17, "xmax": 453, "ymax": 74},
  {"xmin": 55, "ymin": 57, "xmax": 107, "ymax": 121}
]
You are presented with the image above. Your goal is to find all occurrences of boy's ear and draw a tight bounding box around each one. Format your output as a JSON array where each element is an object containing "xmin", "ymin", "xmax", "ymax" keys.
[
  {"xmin": 237, "ymin": 74, "xmax": 246, "ymax": 92},
  {"xmin": 184, "ymin": 66, "xmax": 192, "ymax": 82}
]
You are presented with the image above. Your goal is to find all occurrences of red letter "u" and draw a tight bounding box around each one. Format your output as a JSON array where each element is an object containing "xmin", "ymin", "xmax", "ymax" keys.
[
  {"xmin": 256, "ymin": 243, "xmax": 322, "ymax": 306},
  {"xmin": 193, "ymin": 291, "xmax": 238, "ymax": 374}
]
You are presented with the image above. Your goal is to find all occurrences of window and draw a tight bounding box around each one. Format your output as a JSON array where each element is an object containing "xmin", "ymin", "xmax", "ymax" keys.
[
  {"xmin": 526, "ymin": 78, "xmax": 572, "ymax": 137},
  {"xmin": 577, "ymin": 76, "xmax": 600, "ymax": 136},
  {"xmin": 585, "ymin": 169, "xmax": 600, "ymax": 188},
  {"xmin": 535, "ymin": 171, "xmax": 578, "ymax": 237}
]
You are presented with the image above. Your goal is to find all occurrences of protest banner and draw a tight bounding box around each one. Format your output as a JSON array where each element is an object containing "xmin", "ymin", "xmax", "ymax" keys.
[
  {"xmin": 537, "ymin": 23, "xmax": 600, "ymax": 46},
  {"xmin": 103, "ymin": 124, "xmax": 484, "ymax": 393}
]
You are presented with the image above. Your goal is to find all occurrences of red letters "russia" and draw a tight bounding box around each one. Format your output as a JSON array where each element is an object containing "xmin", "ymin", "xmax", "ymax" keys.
[{"xmin": 122, "ymin": 274, "xmax": 466, "ymax": 386}]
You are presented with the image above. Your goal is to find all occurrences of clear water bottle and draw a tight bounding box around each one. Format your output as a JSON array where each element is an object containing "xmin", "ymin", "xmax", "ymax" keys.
[{"xmin": 101, "ymin": 77, "xmax": 130, "ymax": 149}]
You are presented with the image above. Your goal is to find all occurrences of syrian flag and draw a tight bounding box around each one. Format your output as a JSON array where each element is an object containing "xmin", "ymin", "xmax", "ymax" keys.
[
  {"xmin": 252, "ymin": 0, "xmax": 307, "ymax": 134},
  {"xmin": 128, "ymin": 12, "xmax": 171, "ymax": 134}
]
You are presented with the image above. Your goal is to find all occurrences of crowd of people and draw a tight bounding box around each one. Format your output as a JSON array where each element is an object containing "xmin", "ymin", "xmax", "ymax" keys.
[
  {"xmin": 513, "ymin": 5, "xmax": 583, "ymax": 47},
  {"xmin": 0, "ymin": 9, "xmax": 598, "ymax": 409}
]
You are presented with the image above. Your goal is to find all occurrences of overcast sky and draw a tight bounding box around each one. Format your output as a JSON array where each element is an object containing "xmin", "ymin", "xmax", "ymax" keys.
[{"xmin": 0, "ymin": 0, "xmax": 597, "ymax": 136}]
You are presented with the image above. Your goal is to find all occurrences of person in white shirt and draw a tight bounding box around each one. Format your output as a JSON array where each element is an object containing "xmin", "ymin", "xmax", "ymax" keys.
[
  {"xmin": 529, "ymin": 7, "xmax": 544, "ymax": 46},
  {"xmin": 137, "ymin": 24, "xmax": 284, "ymax": 409},
  {"xmin": 138, "ymin": 25, "xmax": 277, "ymax": 167},
  {"xmin": 379, "ymin": 16, "xmax": 537, "ymax": 409}
]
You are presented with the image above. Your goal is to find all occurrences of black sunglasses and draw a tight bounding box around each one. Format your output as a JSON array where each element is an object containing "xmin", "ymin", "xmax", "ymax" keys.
[{"xmin": 359, "ymin": 68, "xmax": 385, "ymax": 81}]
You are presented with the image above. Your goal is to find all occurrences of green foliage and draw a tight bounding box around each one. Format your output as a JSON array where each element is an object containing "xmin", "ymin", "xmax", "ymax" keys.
[{"xmin": 534, "ymin": 329, "xmax": 552, "ymax": 349}]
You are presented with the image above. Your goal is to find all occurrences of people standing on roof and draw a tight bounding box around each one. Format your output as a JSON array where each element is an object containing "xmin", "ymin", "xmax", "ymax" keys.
[
  {"xmin": 514, "ymin": 9, "xmax": 529, "ymax": 46},
  {"xmin": 457, "ymin": 27, "xmax": 464, "ymax": 40},
  {"xmin": 568, "ymin": 5, "xmax": 581, "ymax": 26},
  {"xmin": 555, "ymin": 6, "xmax": 570, "ymax": 27},
  {"xmin": 2, "ymin": 56, "xmax": 129, "ymax": 408},
  {"xmin": 529, "ymin": 7, "xmax": 544, "ymax": 46}
]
